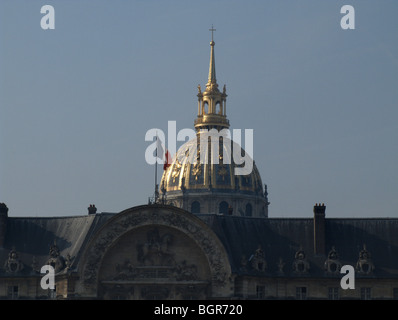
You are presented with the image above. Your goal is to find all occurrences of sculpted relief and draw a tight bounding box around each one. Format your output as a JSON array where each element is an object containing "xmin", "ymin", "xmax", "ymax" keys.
[
  {"xmin": 80, "ymin": 206, "xmax": 232, "ymax": 299},
  {"xmin": 108, "ymin": 227, "xmax": 200, "ymax": 282},
  {"xmin": 137, "ymin": 228, "xmax": 174, "ymax": 267}
]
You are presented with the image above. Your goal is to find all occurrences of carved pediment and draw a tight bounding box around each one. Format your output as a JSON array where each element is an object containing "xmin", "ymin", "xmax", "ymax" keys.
[
  {"xmin": 324, "ymin": 246, "xmax": 342, "ymax": 274},
  {"xmin": 292, "ymin": 247, "xmax": 310, "ymax": 274},
  {"xmin": 46, "ymin": 240, "xmax": 66, "ymax": 273},
  {"xmin": 4, "ymin": 248, "xmax": 24, "ymax": 274},
  {"xmin": 356, "ymin": 244, "xmax": 375, "ymax": 275},
  {"xmin": 82, "ymin": 206, "xmax": 232, "ymax": 297},
  {"xmin": 248, "ymin": 245, "xmax": 267, "ymax": 272}
]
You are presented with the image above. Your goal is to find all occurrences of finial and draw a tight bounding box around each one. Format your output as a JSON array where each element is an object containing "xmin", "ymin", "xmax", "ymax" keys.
[
  {"xmin": 207, "ymin": 25, "xmax": 217, "ymax": 84},
  {"xmin": 209, "ymin": 24, "xmax": 216, "ymax": 43}
]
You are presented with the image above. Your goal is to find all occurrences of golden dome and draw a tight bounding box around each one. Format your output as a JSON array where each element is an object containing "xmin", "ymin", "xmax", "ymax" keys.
[
  {"xmin": 158, "ymin": 28, "xmax": 269, "ymax": 217},
  {"xmin": 160, "ymin": 136, "xmax": 264, "ymax": 196}
]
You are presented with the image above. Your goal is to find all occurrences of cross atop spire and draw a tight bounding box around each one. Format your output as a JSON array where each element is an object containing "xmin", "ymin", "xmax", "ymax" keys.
[
  {"xmin": 207, "ymin": 25, "xmax": 217, "ymax": 85},
  {"xmin": 209, "ymin": 24, "xmax": 216, "ymax": 42}
]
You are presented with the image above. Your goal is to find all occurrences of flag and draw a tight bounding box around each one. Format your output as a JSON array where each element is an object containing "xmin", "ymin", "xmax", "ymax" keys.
[
  {"xmin": 164, "ymin": 150, "xmax": 172, "ymax": 170},
  {"xmin": 155, "ymin": 135, "xmax": 172, "ymax": 170},
  {"xmin": 155, "ymin": 135, "xmax": 164, "ymax": 162}
]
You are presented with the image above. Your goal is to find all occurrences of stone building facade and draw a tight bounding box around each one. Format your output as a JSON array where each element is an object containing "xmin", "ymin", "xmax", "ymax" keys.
[{"xmin": 0, "ymin": 202, "xmax": 398, "ymax": 300}]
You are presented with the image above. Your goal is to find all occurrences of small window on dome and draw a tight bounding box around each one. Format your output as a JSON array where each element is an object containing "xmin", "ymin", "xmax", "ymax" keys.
[
  {"xmin": 191, "ymin": 201, "xmax": 200, "ymax": 214},
  {"xmin": 219, "ymin": 201, "xmax": 229, "ymax": 215},
  {"xmin": 245, "ymin": 203, "xmax": 252, "ymax": 217}
]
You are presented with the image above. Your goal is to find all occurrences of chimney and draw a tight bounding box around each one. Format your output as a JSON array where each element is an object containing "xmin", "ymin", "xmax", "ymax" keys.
[
  {"xmin": 313, "ymin": 203, "xmax": 326, "ymax": 255},
  {"xmin": 88, "ymin": 204, "xmax": 97, "ymax": 215},
  {"xmin": 0, "ymin": 203, "xmax": 9, "ymax": 247}
]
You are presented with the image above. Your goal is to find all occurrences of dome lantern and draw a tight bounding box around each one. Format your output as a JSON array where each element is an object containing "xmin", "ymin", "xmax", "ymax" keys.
[{"xmin": 195, "ymin": 26, "xmax": 229, "ymax": 132}]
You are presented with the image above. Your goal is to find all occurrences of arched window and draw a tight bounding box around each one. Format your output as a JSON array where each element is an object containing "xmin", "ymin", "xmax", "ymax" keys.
[
  {"xmin": 216, "ymin": 101, "xmax": 222, "ymax": 115},
  {"xmin": 203, "ymin": 101, "xmax": 209, "ymax": 114},
  {"xmin": 191, "ymin": 201, "xmax": 200, "ymax": 214},
  {"xmin": 245, "ymin": 203, "xmax": 252, "ymax": 217},
  {"xmin": 219, "ymin": 201, "xmax": 229, "ymax": 215}
]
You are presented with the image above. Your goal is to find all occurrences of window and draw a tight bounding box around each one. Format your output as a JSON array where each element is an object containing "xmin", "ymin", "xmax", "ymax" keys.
[
  {"xmin": 328, "ymin": 287, "xmax": 339, "ymax": 300},
  {"xmin": 216, "ymin": 101, "xmax": 222, "ymax": 114},
  {"xmin": 393, "ymin": 288, "xmax": 398, "ymax": 300},
  {"xmin": 219, "ymin": 201, "xmax": 229, "ymax": 214},
  {"xmin": 7, "ymin": 285, "xmax": 18, "ymax": 299},
  {"xmin": 296, "ymin": 287, "xmax": 307, "ymax": 300},
  {"xmin": 203, "ymin": 101, "xmax": 209, "ymax": 114},
  {"xmin": 49, "ymin": 286, "xmax": 57, "ymax": 299},
  {"xmin": 329, "ymin": 262, "xmax": 338, "ymax": 273},
  {"xmin": 361, "ymin": 287, "xmax": 371, "ymax": 300},
  {"xmin": 256, "ymin": 285, "xmax": 265, "ymax": 299},
  {"xmin": 191, "ymin": 201, "xmax": 200, "ymax": 214},
  {"xmin": 245, "ymin": 203, "xmax": 252, "ymax": 217}
]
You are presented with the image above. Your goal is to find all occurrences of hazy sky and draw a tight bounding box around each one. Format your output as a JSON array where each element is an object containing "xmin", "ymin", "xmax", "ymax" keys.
[{"xmin": 1, "ymin": 0, "xmax": 397, "ymax": 218}]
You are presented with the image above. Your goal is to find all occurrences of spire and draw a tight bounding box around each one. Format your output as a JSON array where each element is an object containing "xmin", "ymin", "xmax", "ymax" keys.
[
  {"xmin": 194, "ymin": 26, "xmax": 229, "ymax": 132},
  {"xmin": 207, "ymin": 25, "xmax": 216, "ymax": 85}
]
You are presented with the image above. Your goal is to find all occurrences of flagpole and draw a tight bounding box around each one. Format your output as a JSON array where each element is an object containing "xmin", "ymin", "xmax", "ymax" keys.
[{"xmin": 155, "ymin": 132, "xmax": 158, "ymax": 203}]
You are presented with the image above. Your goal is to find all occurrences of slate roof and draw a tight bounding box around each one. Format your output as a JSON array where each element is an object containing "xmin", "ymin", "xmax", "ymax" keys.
[
  {"xmin": 1, "ymin": 208, "xmax": 397, "ymax": 279},
  {"xmin": 196, "ymin": 214, "xmax": 398, "ymax": 278},
  {"xmin": 0, "ymin": 213, "xmax": 115, "ymax": 276}
]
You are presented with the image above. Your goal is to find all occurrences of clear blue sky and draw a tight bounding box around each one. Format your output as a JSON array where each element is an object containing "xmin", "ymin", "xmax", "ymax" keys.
[{"xmin": 1, "ymin": 0, "xmax": 397, "ymax": 217}]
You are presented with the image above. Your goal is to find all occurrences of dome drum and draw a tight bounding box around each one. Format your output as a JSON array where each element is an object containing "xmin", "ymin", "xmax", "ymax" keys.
[{"xmin": 163, "ymin": 191, "xmax": 268, "ymax": 218}]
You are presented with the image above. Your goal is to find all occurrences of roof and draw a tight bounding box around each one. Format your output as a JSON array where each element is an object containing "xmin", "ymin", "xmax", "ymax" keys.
[
  {"xmin": 196, "ymin": 214, "xmax": 398, "ymax": 278},
  {"xmin": 0, "ymin": 213, "xmax": 115, "ymax": 276},
  {"xmin": 1, "ymin": 208, "xmax": 397, "ymax": 278}
]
